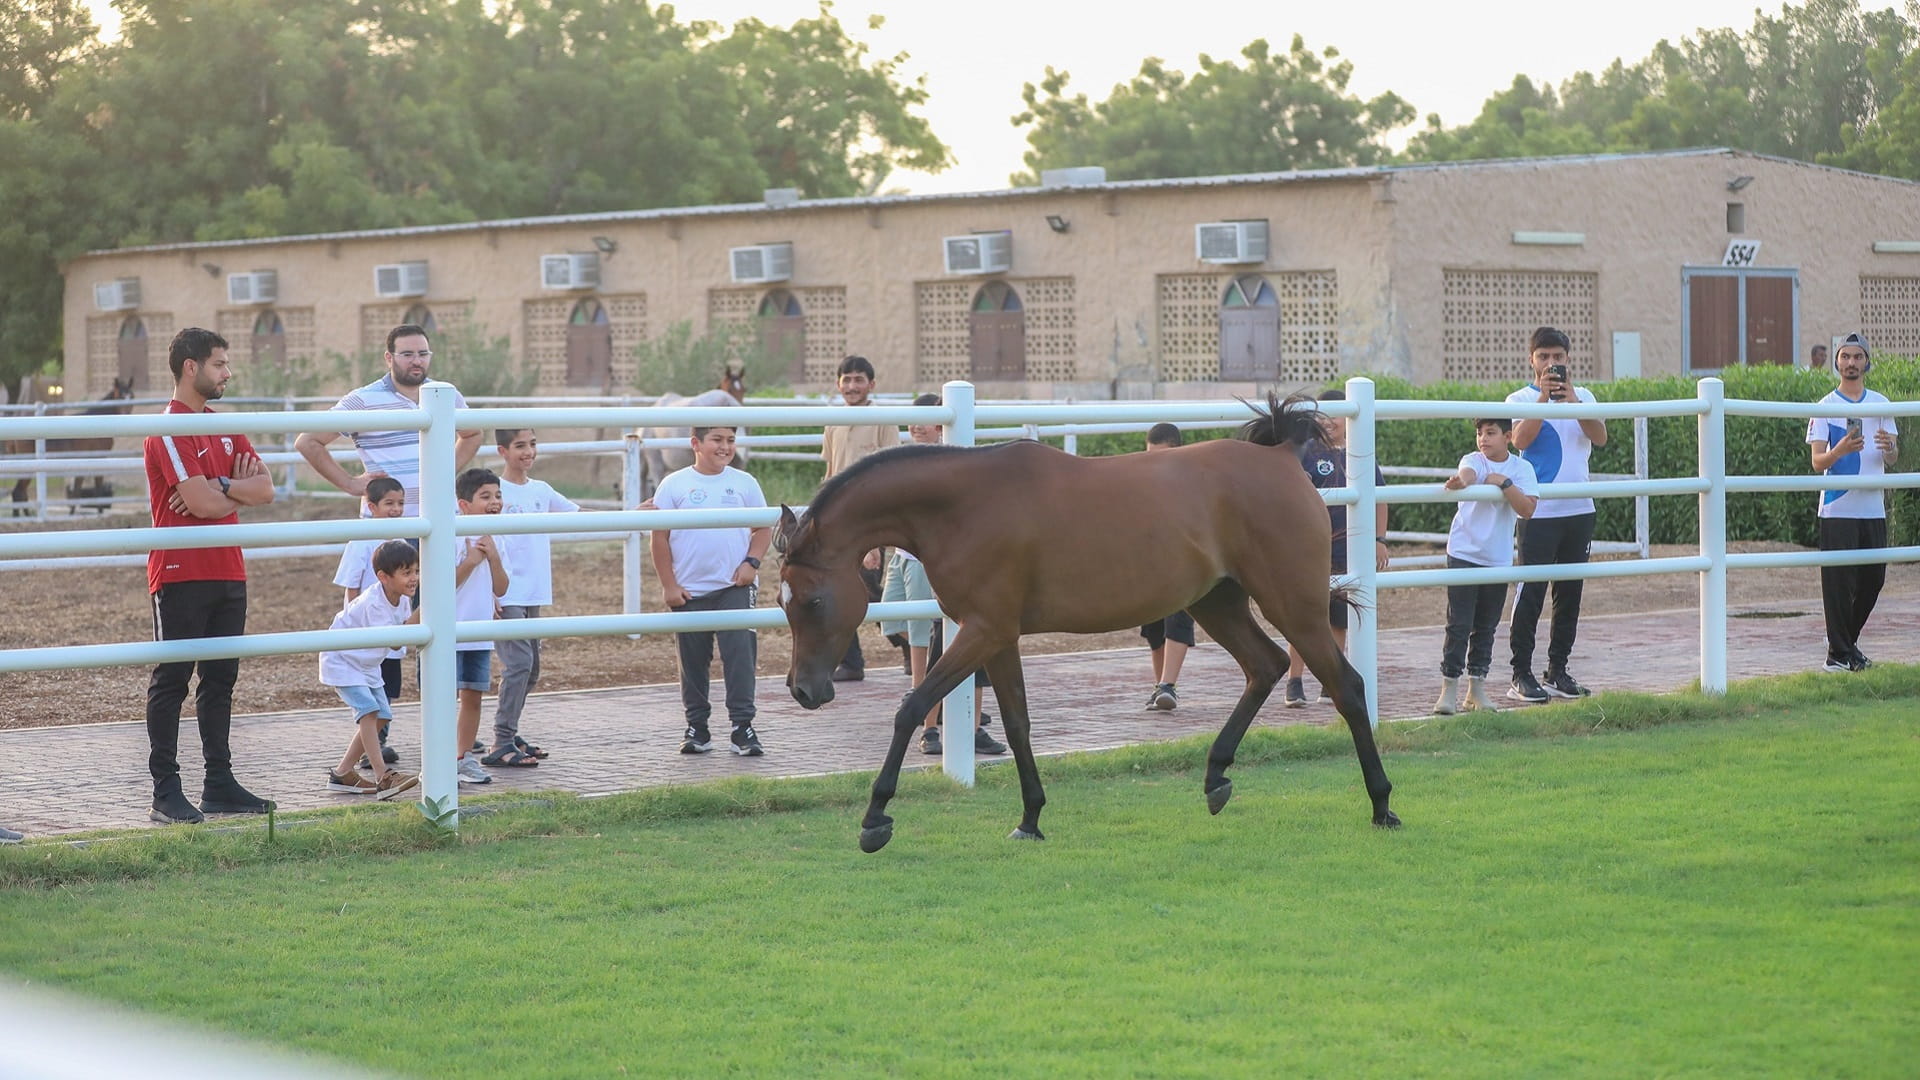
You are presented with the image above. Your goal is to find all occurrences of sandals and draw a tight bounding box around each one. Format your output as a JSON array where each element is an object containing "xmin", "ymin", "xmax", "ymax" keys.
[
  {"xmin": 512, "ymin": 736, "xmax": 549, "ymax": 760},
  {"xmin": 480, "ymin": 745, "xmax": 539, "ymax": 768}
]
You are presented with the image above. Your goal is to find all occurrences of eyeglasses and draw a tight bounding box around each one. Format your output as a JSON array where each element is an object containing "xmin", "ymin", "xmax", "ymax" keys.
[{"xmin": 394, "ymin": 350, "xmax": 432, "ymax": 361}]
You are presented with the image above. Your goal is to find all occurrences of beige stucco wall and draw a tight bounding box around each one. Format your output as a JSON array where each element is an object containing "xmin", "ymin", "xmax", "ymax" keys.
[
  {"xmin": 60, "ymin": 151, "xmax": 1920, "ymax": 400},
  {"xmin": 1386, "ymin": 152, "xmax": 1920, "ymax": 381}
]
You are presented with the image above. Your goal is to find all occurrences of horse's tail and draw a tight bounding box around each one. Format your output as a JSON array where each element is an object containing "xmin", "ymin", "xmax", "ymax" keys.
[
  {"xmin": 1236, "ymin": 391, "xmax": 1325, "ymax": 448},
  {"xmin": 1328, "ymin": 577, "xmax": 1372, "ymax": 620}
]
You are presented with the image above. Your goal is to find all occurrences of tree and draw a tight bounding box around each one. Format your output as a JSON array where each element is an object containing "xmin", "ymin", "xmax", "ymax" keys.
[{"xmin": 1011, "ymin": 35, "xmax": 1414, "ymax": 184}]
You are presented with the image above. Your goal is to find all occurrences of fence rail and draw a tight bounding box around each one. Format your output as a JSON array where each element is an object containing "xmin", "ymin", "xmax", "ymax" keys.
[{"xmin": 3, "ymin": 378, "xmax": 1916, "ymax": 827}]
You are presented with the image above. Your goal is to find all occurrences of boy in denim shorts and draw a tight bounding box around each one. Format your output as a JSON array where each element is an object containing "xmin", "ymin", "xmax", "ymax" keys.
[
  {"xmin": 322, "ymin": 540, "xmax": 422, "ymax": 800},
  {"xmin": 453, "ymin": 468, "xmax": 511, "ymax": 784}
]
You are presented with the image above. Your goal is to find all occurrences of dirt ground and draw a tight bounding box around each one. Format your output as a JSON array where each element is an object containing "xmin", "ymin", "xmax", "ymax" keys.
[{"xmin": 3, "ymin": 501, "xmax": 1912, "ymax": 729}]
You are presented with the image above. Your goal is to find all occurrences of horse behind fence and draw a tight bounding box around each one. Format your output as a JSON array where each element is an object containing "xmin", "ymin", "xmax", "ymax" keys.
[{"xmin": 6, "ymin": 377, "xmax": 136, "ymax": 515}]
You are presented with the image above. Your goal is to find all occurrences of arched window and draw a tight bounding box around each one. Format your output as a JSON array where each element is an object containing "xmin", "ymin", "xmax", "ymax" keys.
[
  {"xmin": 566, "ymin": 298, "xmax": 613, "ymax": 389},
  {"xmin": 1219, "ymin": 275, "xmax": 1279, "ymax": 380},
  {"xmin": 757, "ymin": 290, "xmax": 805, "ymax": 384},
  {"xmin": 117, "ymin": 317, "xmax": 149, "ymax": 391},
  {"xmin": 969, "ymin": 282, "xmax": 1026, "ymax": 381},
  {"xmin": 401, "ymin": 304, "xmax": 438, "ymax": 335}
]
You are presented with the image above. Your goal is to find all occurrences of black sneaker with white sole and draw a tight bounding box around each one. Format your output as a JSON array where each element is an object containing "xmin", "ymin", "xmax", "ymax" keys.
[
  {"xmin": 1822, "ymin": 656, "xmax": 1854, "ymax": 673},
  {"xmin": 1851, "ymin": 651, "xmax": 1874, "ymax": 671},
  {"xmin": 149, "ymin": 788, "xmax": 205, "ymax": 825},
  {"xmin": 680, "ymin": 727, "xmax": 713, "ymax": 754},
  {"xmin": 730, "ymin": 726, "xmax": 764, "ymax": 757},
  {"xmin": 1284, "ymin": 678, "xmax": 1308, "ymax": 709},
  {"xmin": 1541, "ymin": 669, "xmax": 1591, "ymax": 699},
  {"xmin": 1507, "ymin": 670, "xmax": 1550, "ymax": 703}
]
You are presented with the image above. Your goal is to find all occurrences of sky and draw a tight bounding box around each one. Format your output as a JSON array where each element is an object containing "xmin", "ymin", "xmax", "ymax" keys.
[{"xmin": 86, "ymin": 0, "xmax": 1777, "ymax": 194}]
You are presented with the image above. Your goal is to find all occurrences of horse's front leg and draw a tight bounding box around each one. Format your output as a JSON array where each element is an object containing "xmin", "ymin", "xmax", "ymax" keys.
[
  {"xmin": 982, "ymin": 647, "xmax": 1045, "ymax": 840},
  {"xmin": 859, "ymin": 623, "xmax": 1002, "ymax": 853}
]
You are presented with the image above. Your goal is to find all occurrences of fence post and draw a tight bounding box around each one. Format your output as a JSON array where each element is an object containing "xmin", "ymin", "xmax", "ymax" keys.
[
  {"xmin": 623, "ymin": 431, "xmax": 644, "ymax": 624},
  {"xmin": 32, "ymin": 403, "xmax": 48, "ymax": 522},
  {"xmin": 1343, "ymin": 376, "xmax": 1379, "ymax": 724},
  {"xmin": 1634, "ymin": 414, "xmax": 1651, "ymax": 560},
  {"xmin": 1063, "ymin": 432, "xmax": 1078, "ymax": 456},
  {"xmin": 1697, "ymin": 377, "xmax": 1728, "ymax": 695},
  {"xmin": 417, "ymin": 383, "xmax": 461, "ymax": 827},
  {"xmin": 939, "ymin": 380, "xmax": 977, "ymax": 787}
]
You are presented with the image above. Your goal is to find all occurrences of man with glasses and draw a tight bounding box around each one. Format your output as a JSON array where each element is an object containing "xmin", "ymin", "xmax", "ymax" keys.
[{"xmin": 296, "ymin": 324, "xmax": 484, "ymax": 515}]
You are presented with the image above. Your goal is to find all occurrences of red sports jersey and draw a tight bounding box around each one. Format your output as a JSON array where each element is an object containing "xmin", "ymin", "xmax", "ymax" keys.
[{"xmin": 144, "ymin": 400, "xmax": 256, "ymax": 592}]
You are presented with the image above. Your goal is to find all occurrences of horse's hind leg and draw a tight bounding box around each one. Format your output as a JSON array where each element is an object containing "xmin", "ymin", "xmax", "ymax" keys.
[
  {"xmin": 981, "ymin": 646, "xmax": 1045, "ymax": 840},
  {"xmin": 1284, "ymin": 625, "xmax": 1398, "ymax": 828},
  {"xmin": 860, "ymin": 622, "xmax": 1007, "ymax": 853},
  {"xmin": 1183, "ymin": 579, "xmax": 1289, "ymax": 815}
]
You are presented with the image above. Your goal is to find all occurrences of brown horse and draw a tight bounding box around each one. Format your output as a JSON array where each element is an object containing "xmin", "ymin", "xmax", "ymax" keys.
[
  {"xmin": 774, "ymin": 391, "xmax": 1398, "ymax": 852},
  {"xmin": 7, "ymin": 376, "xmax": 136, "ymax": 514}
]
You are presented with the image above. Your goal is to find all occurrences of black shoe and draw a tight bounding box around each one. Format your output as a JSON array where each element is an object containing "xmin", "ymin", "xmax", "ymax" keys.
[
  {"xmin": 1542, "ymin": 669, "xmax": 1591, "ymax": 698},
  {"xmin": 149, "ymin": 788, "xmax": 205, "ymax": 825},
  {"xmin": 680, "ymin": 727, "xmax": 713, "ymax": 754},
  {"xmin": 831, "ymin": 664, "xmax": 864, "ymax": 683},
  {"xmin": 920, "ymin": 727, "xmax": 943, "ymax": 755},
  {"xmin": 730, "ymin": 726, "xmax": 764, "ymax": 757},
  {"xmin": 200, "ymin": 777, "xmax": 272, "ymax": 815},
  {"xmin": 1850, "ymin": 651, "xmax": 1873, "ymax": 671},
  {"xmin": 1508, "ymin": 670, "xmax": 1550, "ymax": 703},
  {"xmin": 1150, "ymin": 683, "xmax": 1178, "ymax": 711},
  {"xmin": 382, "ymin": 744, "xmax": 400, "ymax": 765},
  {"xmin": 1284, "ymin": 678, "xmax": 1307, "ymax": 709},
  {"xmin": 974, "ymin": 727, "xmax": 1007, "ymax": 755}
]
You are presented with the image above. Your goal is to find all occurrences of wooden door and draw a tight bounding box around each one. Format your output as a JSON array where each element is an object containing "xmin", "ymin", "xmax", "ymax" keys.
[
  {"xmin": 968, "ymin": 282, "xmax": 1026, "ymax": 381},
  {"xmin": 566, "ymin": 300, "xmax": 612, "ymax": 389},
  {"xmin": 1218, "ymin": 275, "xmax": 1280, "ymax": 380},
  {"xmin": 1744, "ymin": 277, "xmax": 1794, "ymax": 365},
  {"xmin": 116, "ymin": 318, "xmax": 148, "ymax": 391},
  {"xmin": 251, "ymin": 311, "xmax": 286, "ymax": 373},
  {"xmin": 758, "ymin": 291, "xmax": 806, "ymax": 384},
  {"xmin": 1687, "ymin": 275, "xmax": 1739, "ymax": 370}
]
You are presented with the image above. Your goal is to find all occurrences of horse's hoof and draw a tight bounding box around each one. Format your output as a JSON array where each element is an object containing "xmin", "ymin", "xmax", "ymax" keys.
[
  {"xmin": 1374, "ymin": 810, "xmax": 1402, "ymax": 829},
  {"xmin": 1008, "ymin": 826, "xmax": 1045, "ymax": 841},
  {"xmin": 1206, "ymin": 780, "xmax": 1233, "ymax": 815},
  {"xmin": 858, "ymin": 823, "xmax": 894, "ymax": 853}
]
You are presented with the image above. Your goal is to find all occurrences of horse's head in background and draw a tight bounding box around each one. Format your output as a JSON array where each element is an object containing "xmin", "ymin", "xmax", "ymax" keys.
[
  {"xmin": 718, "ymin": 359, "xmax": 747, "ymax": 403},
  {"xmin": 774, "ymin": 504, "xmax": 871, "ymax": 709}
]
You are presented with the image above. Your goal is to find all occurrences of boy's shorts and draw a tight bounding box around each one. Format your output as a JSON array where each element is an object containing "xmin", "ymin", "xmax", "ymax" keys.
[
  {"xmin": 879, "ymin": 553, "xmax": 937, "ymax": 648},
  {"xmin": 455, "ymin": 649, "xmax": 492, "ymax": 692},
  {"xmin": 334, "ymin": 684, "xmax": 393, "ymax": 724},
  {"xmin": 1139, "ymin": 610, "xmax": 1196, "ymax": 650}
]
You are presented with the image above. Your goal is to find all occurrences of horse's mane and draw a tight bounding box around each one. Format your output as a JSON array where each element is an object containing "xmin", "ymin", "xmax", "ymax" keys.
[
  {"xmin": 776, "ymin": 442, "xmax": 987, "ymax": 556},
  {"xmin": 1235, "ymin": 391, "xmax": 1327, "ymax": 448}
]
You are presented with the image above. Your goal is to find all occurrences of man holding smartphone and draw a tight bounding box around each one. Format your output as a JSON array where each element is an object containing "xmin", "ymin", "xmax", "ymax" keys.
[
  {"xmin": 1807, "ymin": 332, "xmax": 1900, "ymax": 672},
  {"xmin": 1504, "ymin": 326, "xmax": 1608, "ymax": 702}
]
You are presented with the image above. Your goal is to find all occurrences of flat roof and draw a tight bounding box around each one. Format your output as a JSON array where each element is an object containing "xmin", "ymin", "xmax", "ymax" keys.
[{"xmin": 76, "ymin": 147, "xmax": 1911, "ymax": 259}]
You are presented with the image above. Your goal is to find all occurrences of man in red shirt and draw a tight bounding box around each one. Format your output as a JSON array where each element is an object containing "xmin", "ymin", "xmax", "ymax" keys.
[{"xmin": 142, "ymin": 328, "xmax": 277, "ymax": 824}]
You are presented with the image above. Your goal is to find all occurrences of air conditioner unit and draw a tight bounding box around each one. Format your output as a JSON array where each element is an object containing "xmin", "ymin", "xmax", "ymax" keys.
[
  {"xmin": 729, "ymin": 243, "xmax": 794, "ymax": 284},
  {"xmin": 1195, "ymin": 221, "xmax": 1270, "ymax": 264},
  {"xmin": 540, "ymin": 253, "xmax": 600, "ymax": 290},
  {"xmin": 373, "ymin": 261, "xmax": 429, "ymax": 299},
  {"xmin": 943, "ymin": 232, "xmax": 1013, "ymax": 275},
  {"xmin": 226, "ymin": 270, "xmax": 278, "ymax": 305},
  {"xmin": 93, "ymin": 278, "xmax": 141, "ymax": 312}
]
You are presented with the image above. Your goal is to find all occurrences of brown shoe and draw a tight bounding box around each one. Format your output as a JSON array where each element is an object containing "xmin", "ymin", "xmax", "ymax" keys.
[
  {"xmin": 327, "ymin": 770, "xmax": 377, "ymax": 795},
  {"xmin": 374, "ymin": 771, "xmax": 420, "ymax": 802}
]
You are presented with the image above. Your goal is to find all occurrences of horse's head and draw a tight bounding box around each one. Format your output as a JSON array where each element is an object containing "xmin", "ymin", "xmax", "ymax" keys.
[
  {"xmin": 719, "ymin": 359, "xmax": 747, "ymax": 403},
  {"xmin": 774, "ymin": 504, "xmax": 868, "ymax": 709},
  {"xmin": 110, "ymin": 376, "xmax": 135, "ymax": 401}
]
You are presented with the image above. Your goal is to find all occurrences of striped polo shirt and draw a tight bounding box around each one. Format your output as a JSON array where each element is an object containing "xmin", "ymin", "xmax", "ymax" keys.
[{"xmin": 330, "ymin": 375, "xmax": 469, "ymax": 516}]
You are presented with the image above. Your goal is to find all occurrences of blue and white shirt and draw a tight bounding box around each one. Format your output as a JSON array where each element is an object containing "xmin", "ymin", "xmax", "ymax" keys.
[
  {"xmin": 1506, "ymin": 385, "xmax": 1598, "ymax": 520},
  {"xmin": 329, "ymin": 375, "xmax": 469, "ymax": 517},
  {"xmin": 1807, "ymin": 388, "xmax": 1894, "ymax": 520}
]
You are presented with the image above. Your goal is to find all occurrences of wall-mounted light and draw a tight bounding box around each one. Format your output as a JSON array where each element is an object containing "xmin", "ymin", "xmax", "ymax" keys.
[
  {"xmin": 1726, "ymin": 175, "xmax": 1754, "ymax": 192},
  {"xmin": 592, "ymin": 236, "xmax": 618, "ymax": 255},
  {"xmin": 202, "ymin": 262, "xmax": 222, "ymax": 277},
  {"xmin": 1511, "ymin": 231, "xmax": 1585, "ymax": 246},
  {"xmin": 1045, "ymin": 214, "xmax": 1070, "ymax": 234},
  {"xmin": 1872, "ymin": 240, "xmax": 1920, "ymax": 254}
]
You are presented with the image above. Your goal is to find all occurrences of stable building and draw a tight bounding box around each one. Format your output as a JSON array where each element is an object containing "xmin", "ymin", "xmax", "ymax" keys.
[{"xmin": 59, "ymin": 148, "xmax": 1920, "ymax": 402}]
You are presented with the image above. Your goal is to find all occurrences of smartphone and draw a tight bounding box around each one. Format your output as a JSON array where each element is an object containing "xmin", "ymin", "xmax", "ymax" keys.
[
  {"xmin": 1845, "ymin": 418, "xmax": 1864, "ymax": 444},
  {"xmin": 1547, "ymin": 363, "xmax": 1569, "ymax": 399}
]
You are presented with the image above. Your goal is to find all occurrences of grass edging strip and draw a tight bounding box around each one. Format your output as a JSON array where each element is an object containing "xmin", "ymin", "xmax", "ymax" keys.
[{"xmin": 5, "ymin": 662, "xmax": 1915, "ymax": 888}]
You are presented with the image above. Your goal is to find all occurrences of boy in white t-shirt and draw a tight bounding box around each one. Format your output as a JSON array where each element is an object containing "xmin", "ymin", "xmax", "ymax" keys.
[
  {"xmin": 453, "ymin": 468, "xmax": 510, "ymax": 785},
  {"xmin": 1807, "ymin": 332, "xmax": 1901, "ymax": 671},
  {"xmin": 1435, "ymin": 419, "xmax": 1540, "ymax": 715},
  {"xmin": 322, "ymin": 540, "xmax": 422, "ymax": 800},
  {"xmin": 647, "ymin": 426, "xmax": 771, "ymax": 757},
  {"xmin": 483, "ymin": 429, "xmax": 580, "ymax": 767},
  {"xmin": 332, "ymin": 475, "xmax": 407, "ymax": 768}
]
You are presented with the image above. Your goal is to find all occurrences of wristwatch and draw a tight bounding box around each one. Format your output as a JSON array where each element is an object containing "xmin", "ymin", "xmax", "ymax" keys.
[
  {"xmin": 741, "ymin": 556, "xmax": 762, "ymax": 570},
  {"xmin": 1496, "ymin": 476, "xmax": 1513, "ymax": 490},
  {"xmin": 217, "ymin": 476, "xmax": 232, "ymax": 497}
]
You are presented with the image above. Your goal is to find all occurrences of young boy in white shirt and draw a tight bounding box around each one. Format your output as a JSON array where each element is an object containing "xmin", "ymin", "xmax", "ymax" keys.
[
  {"xmin": 332, "ymin": 475, "xmax": 407, "ymax": 768},
  {"xmin": 1435, "ymin": 418, "xmax": 1539, "ymax": 715},
  {"xmin": 322, "ymin": 540, "xmax": 422, "ymax": 800},
  {"xmin": 648, "ymin": 426, "xmax": 772, "ymax": 757},
  {"xmin": 453, "ymin": 468, "xmax": 510, "ymax": 784},
  {"xmin": 484, "ymin": 429, "xmax": 580, "ymax": 766}
]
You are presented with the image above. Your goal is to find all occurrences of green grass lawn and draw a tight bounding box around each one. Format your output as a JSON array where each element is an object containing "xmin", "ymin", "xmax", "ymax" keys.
[{"xmin": 3, "ymin": 698, "xmax": 1916, "ymax": 1078}]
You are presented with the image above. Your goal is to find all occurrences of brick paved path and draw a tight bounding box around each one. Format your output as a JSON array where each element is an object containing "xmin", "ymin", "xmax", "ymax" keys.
[{"xmin": 3, "ymin": 593, "xmax": 1913, "ymax": 836}]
